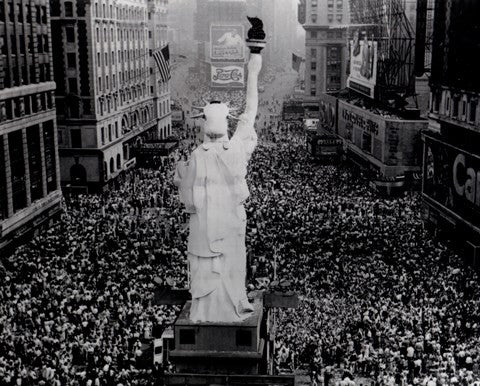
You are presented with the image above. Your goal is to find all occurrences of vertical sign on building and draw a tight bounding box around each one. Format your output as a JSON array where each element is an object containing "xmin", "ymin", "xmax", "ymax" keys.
[
  {"xmin": 347, "ymin": 31, "xmax": 378, "ymax": 98},
  {"xmin": 210, "ymin": 24, "xmax": 245, "ymax": 88}
]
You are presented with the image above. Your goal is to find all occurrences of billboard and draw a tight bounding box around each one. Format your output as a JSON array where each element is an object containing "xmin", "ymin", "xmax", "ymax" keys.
[
  {"xmin": 210, "ymin": 63, "xmax": 245, "ymax": 88},
  {"xmin": 423, "ymin": 135, "xmax": 480, "ymax": 228},
  {"xmin": 210, "ymin": 24, "xmax": 245, "ymax": 62},
  {"xmin": 338, "ymin": 101, "xmax": 385, "ymax": 161},
  {"xmin": 347, "ymin": 34, "xmax": 378, "ymax": 98},
  {"xmin": 318, "ymin": 93, "xmax": 338, "ymax": 133}
]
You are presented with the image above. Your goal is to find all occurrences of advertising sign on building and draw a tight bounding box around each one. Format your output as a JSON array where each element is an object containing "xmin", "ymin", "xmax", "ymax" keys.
[
  {"xmin": 282, "ymin": 102, "xmax": 305, "ymax": 121},
  {"xmin": 423, "ymin": 135, "xmax": 480, "ymax": 228},
  {"xmin": 318, "ymin": 93, "xmax": 338, "ymax": 133},
  {"xmin": 210, "ymin": 63, "xmax": 245, "ymax": 88},
  {"xmin": 347, "ymin": 33, "xmax": 378, "ymax": 98},
  {"xmin": 338, "ymin": 101, "xmax": 385, "ymax": 161},
  {"xmin": 210, "ymin": 24, "xmax": 245, "ymax": 62}
]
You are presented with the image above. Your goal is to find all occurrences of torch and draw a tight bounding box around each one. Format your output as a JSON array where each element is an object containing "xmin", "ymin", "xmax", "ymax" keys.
[{"xmin": 246, "ymin": 16, "xmax": 266, "ymax": 54}]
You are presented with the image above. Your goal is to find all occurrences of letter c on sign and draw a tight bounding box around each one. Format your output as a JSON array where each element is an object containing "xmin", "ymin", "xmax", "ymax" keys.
[{"xmin": 453, "ymin": 153, "xmax": 465, "ymax": 196}]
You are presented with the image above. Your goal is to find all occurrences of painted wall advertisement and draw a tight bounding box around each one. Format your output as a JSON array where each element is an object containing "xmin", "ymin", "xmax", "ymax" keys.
[
  {"xmin": 210, "ymin": 24, "xmax": 245, "ymax": 62},
  {"xmin": 423, "ymin": 135, "xmax": 480, "ymax": 228},
  {"xmin": 210, "ymin": 63, "xmax": 245, "ymax": 88},
  {"xmin": 347, "ymin": 33, "xmax": 378, "ymax": 98}
]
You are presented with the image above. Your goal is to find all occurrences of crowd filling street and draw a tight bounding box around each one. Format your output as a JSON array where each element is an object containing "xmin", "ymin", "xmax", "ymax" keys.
[{"xmin": 1, "ymin": 69, "xmax": 480, "ymax": 386}]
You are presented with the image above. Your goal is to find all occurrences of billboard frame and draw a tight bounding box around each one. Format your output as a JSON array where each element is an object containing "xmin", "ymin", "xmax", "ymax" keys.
[
  {"xmin": 347, "ymin": 38, "xmax": 378, "ymax": 99},
  {"xmin": 210, "ymin": 24, "xmax": 246, "ymax": 63}
]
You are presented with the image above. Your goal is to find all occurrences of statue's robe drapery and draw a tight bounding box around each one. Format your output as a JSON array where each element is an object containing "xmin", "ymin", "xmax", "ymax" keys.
[{"xmin": 174, "ymin": 119, "xmax": 257, "ymax": 322}]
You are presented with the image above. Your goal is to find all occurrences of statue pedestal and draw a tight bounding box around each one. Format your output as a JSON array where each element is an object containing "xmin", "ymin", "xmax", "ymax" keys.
[{"xmin": 170, "ymin": 295, "xmax": 266, "ymax": 375}]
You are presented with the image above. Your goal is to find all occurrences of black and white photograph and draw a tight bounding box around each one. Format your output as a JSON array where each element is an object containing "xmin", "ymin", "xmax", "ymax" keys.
[{"xmin": 0, "ymin": 0, "xmax": 479, "ymax": 385}]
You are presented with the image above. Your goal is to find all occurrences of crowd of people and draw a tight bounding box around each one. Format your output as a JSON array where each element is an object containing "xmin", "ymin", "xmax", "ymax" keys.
[
  {"xmin": 0, "ymin": 154, "xmax": 189, "ymax": 385},
  {"xmin": 1, "ymin": 76, "xmax": 480, "ymax": 386},
  {"xmin": 245, "ymin": 128, "xmax": 480, "ymax": 385}
]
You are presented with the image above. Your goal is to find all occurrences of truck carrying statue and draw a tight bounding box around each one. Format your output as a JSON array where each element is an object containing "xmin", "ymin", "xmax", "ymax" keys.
[{"xmin": 174, "ymin": 17, "xmax": 265, "ymax": 322}]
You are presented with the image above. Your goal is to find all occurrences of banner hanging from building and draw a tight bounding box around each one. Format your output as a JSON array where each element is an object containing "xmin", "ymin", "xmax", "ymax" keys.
[
  {"xmin": 347, "ymin": 34, "xmax": 378, "ymax": 98},
  {"xmin": 423, "ymin": 134, "xmax": 480, "ymax": 228},
  {"xmin": 292, "ymin": 53, "xmax": 304, "ymax": 72},
  {"xmin": 210, "ymin": 24, "xmax": 245, "ymax": 62},
  {"xmin": 210, "ymin": 63, "xmax": 245, "ymax": 88}
]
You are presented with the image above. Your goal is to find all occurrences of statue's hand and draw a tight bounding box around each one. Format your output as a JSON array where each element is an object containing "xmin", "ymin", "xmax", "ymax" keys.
[{"xmin": 248, "ymin": 54, "xmax": 262, "ymax": 76}]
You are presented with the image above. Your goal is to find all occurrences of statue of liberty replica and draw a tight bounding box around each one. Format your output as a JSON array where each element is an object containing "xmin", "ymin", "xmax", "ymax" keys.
[{"xmin": 175, "ymin": 17, "xmax": 266, "ymax": 323}]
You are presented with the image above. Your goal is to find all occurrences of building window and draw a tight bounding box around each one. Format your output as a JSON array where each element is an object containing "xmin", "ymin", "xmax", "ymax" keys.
[
  {"xmin": 64, "ymin": 2, "xmax": 73, "ymax": 17},
  {"xmin": 310, "ymin": 31, "xmax": 317, "ymax": 38},
  {"xmin": 37, "ymin": 35, "xmax": 43, "ymax": 53},
  {"xmin": 71, "ymin": 129, "xmax": 82, "ymax": 148},
  {"xmin": 101, "ymin": 127, "xmax": 105, "ymax": 144},
  {"xmin": 311, "ymin": 61, "xmax": 317, "ymax": 71},
  {"xmin": 68, "ymin": 78, "xmax": 77, "ymax": 94},
  {"xmin": 311, "ymin": 14, "xmax": 317, "ymax": 23},
  {"xmin": 116, "ymin": 154, "xmax": 121, "ymax": 169},
  {"xmin": 469, "ymin": 100, "xmax": 477, "ymax": 122},
  {"xmin": 236, "ymin": 330, "xmax": 252, "ymax": 347},
  {"xmin": 311, "ymin": 48, "xmax": 317, "ymax": 57},
  {"xmin": 9, "ymin": 130, "xmax": 27, "ymax": 212},
  {"xmin": 67, "ymin": 53, "xmax": 76, "ymax": 68},
  {"xmin": 110, "ymin": 157, "xmax": 114, "ymax": 173},
  {"xmin": 179, "ymin": 329, "xmax": 195, "ymax": 345},
  {"xmin": 452, "ymin": 98, "xmax": 459, "ymax": 117},
  {"xmin": 362, "ymin": 132, "xmax": 372, "ymax": 153},
  {"xmin": 66, "ymin": 27, "xmax": 75, "ymax": 43},
  {"xmin": 310, "ymin": 87, "xmax": 316, "ymax": 96},
  {"xmin": 311, "ymin": 75, "xmax": 316, "ymax": 82}
]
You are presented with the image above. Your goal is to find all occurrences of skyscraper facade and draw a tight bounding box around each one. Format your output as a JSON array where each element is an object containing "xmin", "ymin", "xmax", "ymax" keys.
[
  {"xmin": 0, "ymin": 0, "xmax": 62, "ymax": 251},
  {"xmin": 299, "ymin": 0, "xmax": 349, "ymax": 117},
  {"xmin": 422, "ymin": 0, "xmax": 480, "ymax": 254},
  {"xmin": 50, "ymin": 0, "xmax": 171, "ymax": 192}
]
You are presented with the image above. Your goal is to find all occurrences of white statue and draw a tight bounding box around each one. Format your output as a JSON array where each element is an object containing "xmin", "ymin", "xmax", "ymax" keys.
[{"xmin": 174, "ymin": 51, "xmax": 263, "ymax": 322}]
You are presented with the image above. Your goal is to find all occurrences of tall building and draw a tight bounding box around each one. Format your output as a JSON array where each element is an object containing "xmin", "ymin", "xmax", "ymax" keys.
[
  {"xmin": 167, "ymin": 0, "xmax": 195, "ymax": 57},
  {"xmin": 50, "ymin": 0, "xmax": 171, "ymax": 192},
  {"xmin": 422, "ymin": 0, "xmax": 480, "ymax": 253},
  {"xmin": 298, "ymin": 0, "xmax": 350, "ymax": 117},
  {"xmin": 149, "ymin": 0, "xmax": 171, "ymax": 140},
  {"xmin": 0, "ymin": 0, "xmax": 62, "ymax": 251}
]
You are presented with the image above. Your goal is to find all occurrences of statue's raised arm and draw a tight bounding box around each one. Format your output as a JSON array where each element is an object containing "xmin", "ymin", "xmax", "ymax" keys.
[{"xmin": 232, "ymin": 17, "xmax": 266, "ymax": 154}]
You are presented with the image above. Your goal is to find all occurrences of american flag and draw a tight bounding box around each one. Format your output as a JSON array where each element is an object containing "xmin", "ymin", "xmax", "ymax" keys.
[{"xmin": 153, "ymin": 45, "xmax": 171, "ymax": 83}]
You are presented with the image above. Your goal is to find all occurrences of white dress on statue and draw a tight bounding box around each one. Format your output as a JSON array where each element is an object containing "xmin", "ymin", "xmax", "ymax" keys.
[{"xmin": 174, "ymin": 119, "xmax": 257, "ymax": 322}]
